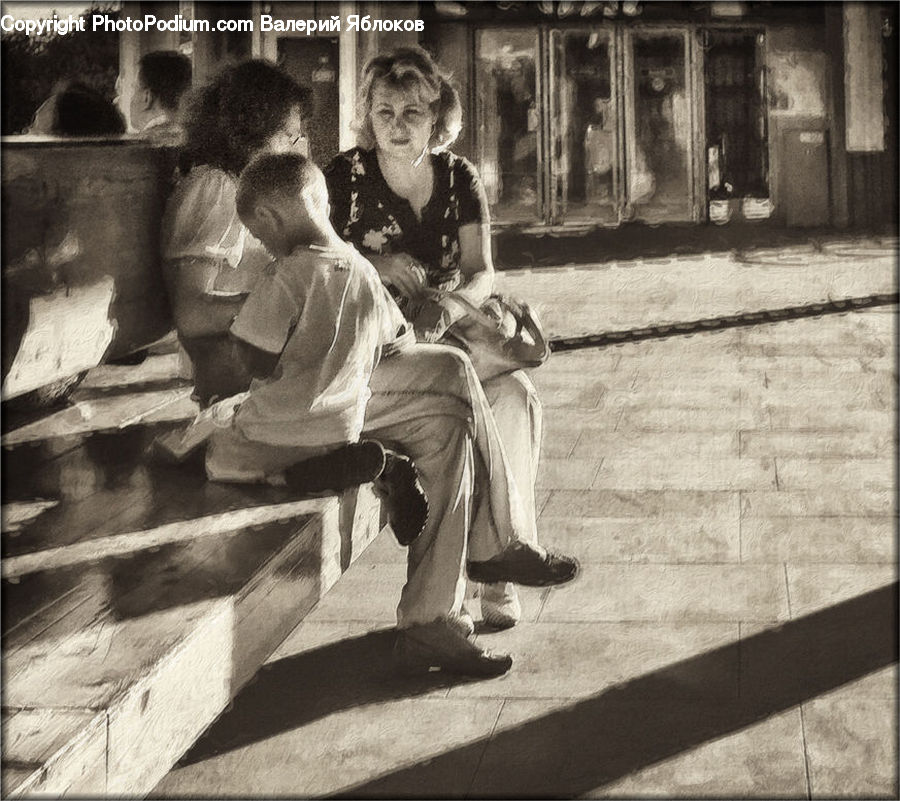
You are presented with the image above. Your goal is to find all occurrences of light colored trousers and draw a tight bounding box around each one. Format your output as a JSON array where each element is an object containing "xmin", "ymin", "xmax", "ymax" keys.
[{"xmin": 206, "ymin": 344, "xmax": 540, "ymax": 627}]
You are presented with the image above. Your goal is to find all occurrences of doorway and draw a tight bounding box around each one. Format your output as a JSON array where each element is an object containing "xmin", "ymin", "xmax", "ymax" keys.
[
  {"xmin": 278, "ymin": 37, "xmax": 341, "ymax": 166},
  {"xmin": 703, "ymin": 30, "xmax": 769, "ymax": 209},
  {"xmin": 624, "ymin": 29, "xmax": 694, "ymax": 223},
  {"xmin": 474, "ymin": 24, "xmax": 700, "ymax": 227}
]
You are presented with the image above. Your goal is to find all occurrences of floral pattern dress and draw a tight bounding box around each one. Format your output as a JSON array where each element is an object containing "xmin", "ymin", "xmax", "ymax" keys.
[{"xmin": 324, "ymin": 147, "xmax": 490, "ymax": 294}]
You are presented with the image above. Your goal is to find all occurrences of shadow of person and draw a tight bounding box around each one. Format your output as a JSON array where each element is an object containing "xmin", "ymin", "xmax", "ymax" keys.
[
  {"xmin": 339, "ymin": 583, "xmax": 898, "ymax": 799},
  {"xmin": 178, "ymin": 628, "xmax": 482, "ymax": 766}
]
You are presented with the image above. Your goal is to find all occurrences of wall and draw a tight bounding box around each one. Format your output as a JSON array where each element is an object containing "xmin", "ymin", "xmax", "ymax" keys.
[
  {"xmin": 764, "ymin": 23, "xmax": 830, "ymax": 226},
  {"xmin": 2, "ymin": 141, "xmax": 175, "ymax": 397}
]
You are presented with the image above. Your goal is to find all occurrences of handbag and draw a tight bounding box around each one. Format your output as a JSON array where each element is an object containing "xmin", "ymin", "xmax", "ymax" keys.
[{"xmin": 429, "ymin": 292, "xmax": 551, "ymax": 382}]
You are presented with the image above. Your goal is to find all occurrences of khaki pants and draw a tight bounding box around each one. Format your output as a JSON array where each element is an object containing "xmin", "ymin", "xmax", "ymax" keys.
[{"xmin": 207, "ymin": 343, "xmax": 535, "ymax": 627}]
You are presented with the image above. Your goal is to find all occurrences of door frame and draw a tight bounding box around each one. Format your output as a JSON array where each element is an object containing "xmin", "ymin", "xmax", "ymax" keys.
[
  {"xmin": 547, "ymin": 25, "xmax": 624, "ymax": 226},
  {"xmin": 621, "ymin": 24, "xmax": 701, "ymax": 224},
  {"xmin": 473, "ymin": 22, "xmax": 708, "ymax": 228}
]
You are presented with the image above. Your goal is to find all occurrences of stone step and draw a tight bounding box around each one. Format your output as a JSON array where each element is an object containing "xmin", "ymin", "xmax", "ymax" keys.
[{"xmin": 1, "ymin": 409, "xmax": 382, "ymax": 798}]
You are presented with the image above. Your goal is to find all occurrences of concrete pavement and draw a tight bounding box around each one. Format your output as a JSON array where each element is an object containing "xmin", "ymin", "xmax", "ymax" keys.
[{"xmin": 154, "ymin": 237, "xmax": 897, "ymax": 798}]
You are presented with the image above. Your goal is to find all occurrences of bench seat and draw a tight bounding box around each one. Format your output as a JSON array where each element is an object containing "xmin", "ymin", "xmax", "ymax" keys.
[{"xmin": 2, "ymin": 374, "xmax": 382, "ymax": 797}]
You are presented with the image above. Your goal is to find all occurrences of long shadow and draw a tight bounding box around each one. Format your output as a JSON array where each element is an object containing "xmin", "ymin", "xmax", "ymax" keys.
[
  {"xmin": 178, "ymin": 628, "xmax": 479, "ymax": 767},
  {"xmin": 335, "ymin": 583, "xmax": 898, "ymax": 798}
]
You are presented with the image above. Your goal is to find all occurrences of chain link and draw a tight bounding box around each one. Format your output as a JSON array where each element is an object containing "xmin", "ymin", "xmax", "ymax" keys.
[{"xmin": 550, "ymin": 293, "xmax": 899, "ymax": 353}]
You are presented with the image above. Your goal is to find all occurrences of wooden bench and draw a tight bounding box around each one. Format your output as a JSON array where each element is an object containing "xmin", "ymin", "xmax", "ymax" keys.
[{"xmin": 1, "ymin": 360, "xmax": 382, "ymax": 797}]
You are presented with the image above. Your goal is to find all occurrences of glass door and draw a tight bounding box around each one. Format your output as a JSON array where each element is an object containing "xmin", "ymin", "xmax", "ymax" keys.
[
  {"xmin": 475, "ymin": 29, "xmax": 543, "ymax": 224},
  {"xmin": 623, "ymin": 29, "xmax": 695, "ymax": 223},
  {"xmin": 550, "ymin": 28, "xmax": 621, "ymax": 225}
]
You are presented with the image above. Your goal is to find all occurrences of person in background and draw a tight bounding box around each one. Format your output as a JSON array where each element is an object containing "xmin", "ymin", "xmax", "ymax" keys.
[
  {"xmin": 27, "ymin": 81, "xmax": 126, "ymax": 136},
  {"xmin": 160, "ymin": 59, "xmax": 310, "ymax": 404},
  {"xmin": 125, "ymin": 50, "xmax": 192, "ymax": 144}
]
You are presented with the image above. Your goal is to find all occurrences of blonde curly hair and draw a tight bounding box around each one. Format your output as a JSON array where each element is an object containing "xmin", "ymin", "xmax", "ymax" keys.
[{"xmin": 354, "ymin": 45, "xmax": 462, "ymax": 153}]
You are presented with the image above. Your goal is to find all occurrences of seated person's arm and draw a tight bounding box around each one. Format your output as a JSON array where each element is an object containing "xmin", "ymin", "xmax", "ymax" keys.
[
  {"xmin": 451, "ymin": 159, "xmax": 496, "ymax": 308},
  {"xmin": 413, "ymin": 222, "xmax": 496, "ymax": 342},
  {"xmin": 364, "ymin": 251, "xmax": 429, "ymax": 300},
  {"xmin": 167, "ymin": 256, "xmax": 247, "ymax": 339},
  {"xmin": 453, "ymin": 221, "xmax": 495, "ymax": 307},
  {"xmin": 229, "ymin": 335, "xmax": 280, "ymax": 380}
]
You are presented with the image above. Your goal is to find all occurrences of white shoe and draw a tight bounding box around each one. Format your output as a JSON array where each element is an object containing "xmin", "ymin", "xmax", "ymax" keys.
[
  {"xmin": 480, "ymin": 582, "xmax": 521, "ymax": 630},
  {"xmin": 455, "ymin": 605, "xmax": 476, "ymax": 638}
]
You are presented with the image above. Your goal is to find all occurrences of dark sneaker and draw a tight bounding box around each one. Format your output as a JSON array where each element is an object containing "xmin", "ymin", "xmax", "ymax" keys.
[
  {"xmin": 467, "ymin": 542, "xmax": 580, "ymax": 587},
  {"xmin": 373, "ymin": 452, "xmax": 428, "ymax": 546},
  {"xmin": 393, "ymin": 619, "xmax": 512, "ymax": 677},
  {"xmin": 284, "ymin": 440, "xmax": 386, "ymax": 495}
]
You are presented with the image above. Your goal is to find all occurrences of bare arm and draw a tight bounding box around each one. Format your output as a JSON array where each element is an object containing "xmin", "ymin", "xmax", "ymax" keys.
[
  {"xmin": 364, "ymin": 251, "xmax": 429, "ymax": 299},
  {"xmin": 230, "ymin": 336, "xmax": 280, "ymax": 380},
  {"xmin": 166, "ymin": 257, "xmax": 247, "ymax": 339},
  {"xmin": 452, "ymin": 221, "xmax": 495, "ymax": 309}
]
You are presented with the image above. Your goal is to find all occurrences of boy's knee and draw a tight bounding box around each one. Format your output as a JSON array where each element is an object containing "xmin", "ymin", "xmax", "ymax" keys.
[
  {"xmin": 489, "ymin": 372, "xmax": 543, "ymax": 419},
  {"xmin": 428, "ymin": 346, "xmax": 478, "ymax": 395},
  {"xmin": 511, "ymin": 371, "xmax": 541, "ymax": 409}
]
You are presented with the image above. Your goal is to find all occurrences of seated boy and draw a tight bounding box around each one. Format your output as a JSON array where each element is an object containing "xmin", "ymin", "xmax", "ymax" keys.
[
  {"xmin": 206, "ymin": 153, "xmax": 426, "ymax": 546},
  {"xmin": 210, "ymin": 153, "xmax": 573, "ymax": 677}
]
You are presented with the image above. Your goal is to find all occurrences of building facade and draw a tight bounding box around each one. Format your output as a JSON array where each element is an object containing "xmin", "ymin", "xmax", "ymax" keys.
[{"xmin": 118, "ymin": 1, "xmax": 897, "ymax": 232}]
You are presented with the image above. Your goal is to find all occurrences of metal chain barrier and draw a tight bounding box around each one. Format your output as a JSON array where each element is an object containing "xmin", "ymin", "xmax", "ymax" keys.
[{"xmin": 549, "ymin": 292, "xmax": 899, "ymax": 353}]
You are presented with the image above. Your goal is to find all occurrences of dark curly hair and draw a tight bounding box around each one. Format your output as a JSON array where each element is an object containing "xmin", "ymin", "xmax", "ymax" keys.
[
  {"xmin": 180, "ymin": 60, "xmax": 312, "ymax": 175},
  {"xmin": 51, "ymin": 81, "xmax": 126, "ymax": 135}
]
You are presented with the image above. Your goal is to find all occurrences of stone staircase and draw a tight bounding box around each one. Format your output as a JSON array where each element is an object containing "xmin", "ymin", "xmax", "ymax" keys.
[{"xmin": 1, "ymin": 357, "xmax": 381, "ymax": 797}]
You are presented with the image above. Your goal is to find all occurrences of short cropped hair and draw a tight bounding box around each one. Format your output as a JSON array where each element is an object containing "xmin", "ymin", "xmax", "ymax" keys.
[
  {"xmin": 138, "ymin": 50, "xmax": 192, "ymax": 111},
  {"xmin": 236, "ymin": 152, "xmax": 323, "ymax": 221},
  {"xmin": 355, "ymin": 45, "xmax": 462, "ymax": 153}
]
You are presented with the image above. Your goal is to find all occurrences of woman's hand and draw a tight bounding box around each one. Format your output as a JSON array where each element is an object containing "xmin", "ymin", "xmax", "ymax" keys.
[
  {"xmin": 412, "ymin": 296, "xmax": 454, "ymax": 343},
  {"xmin": 373, "ymin": 253, "xmax": 428, "ymax": 300}
]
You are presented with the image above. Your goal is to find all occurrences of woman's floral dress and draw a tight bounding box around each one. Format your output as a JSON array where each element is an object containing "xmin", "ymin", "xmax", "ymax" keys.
[{"xmin": 324, "ymin": 146, "xmax": 490, "ymax": 294}]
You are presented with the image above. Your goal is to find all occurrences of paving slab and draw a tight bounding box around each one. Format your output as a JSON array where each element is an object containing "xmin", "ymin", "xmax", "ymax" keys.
[
  {"xmin": 572, "ymin": 430, "xmax": 740, "ymax": 459},
  {"xmin": 594, "ymin": 456, "xmax": 777, "ymax": 491},
  {"xmin": 740, "ymin": 488, "xmax": 896, "ymax": 517},
  {"xmin": 803, "ymin": 695, "xmax": 898, "ymax": 798},
  {"xmin": 536, "ymin": 457, "xmax": 603, "ymax": 490},
  {"xmin": 786, "ymin": 564, "xmax": 898, "ymax": 618},
  {"xmin": 148, "ymin": 240, "xmax": 897, "ymax": 797},
  {"xmin": 156, "ymin": 696, "xmax": 504, "ymax": 798},
  {"xmin": 543, "ymin": 488, "xmax": 740, "ymax": 519},
  {"xmin": 775, "ymin": 458, "xmax": 894, "ymax": 490},
  {"xmin": 740, "ymin": 429, "xmax": 895, "ymax": 458},
  {"xmin": 538, "ymin": 515, "xmax": 739, "ymax": 564},
  {"xmin": 539, "ymin": 564, "xmax": 790, "ymax": 623},
  {"xmin": 450, "ymin": 621, "xmax": 740, "ymax": 702},
  {"xmin": 741, "ymin": 516, "xmax": 895, "ymax": 563},
  {"xmin": 590, "ymin": 708, "xmax": 808, "ymax": 798}
]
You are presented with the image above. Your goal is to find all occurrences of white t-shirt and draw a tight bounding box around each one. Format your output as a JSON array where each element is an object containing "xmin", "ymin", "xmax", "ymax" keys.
[
  {"xmin": 230, "ymin": 242, "xmax": 408, "ymax": 447},
  {"xmin": 160, "ymin": 165, "xmax": 271, "ymax": 294}
]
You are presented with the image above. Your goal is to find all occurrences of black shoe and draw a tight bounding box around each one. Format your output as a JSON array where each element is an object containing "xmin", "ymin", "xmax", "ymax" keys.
[
  {"xmin": 283, "ymin": 441, "xmax": 386, "ymax": 495},
  {"xmin": 373, "ymin": 452, "xmax": 428, "ymax": 546},
  {"xmin": 467, "ymin": 542, "xmax": 580, "ymax": 587},
  {"xmin": 393, "ymin": 620, "xmax": 512, "ymax": 677}
]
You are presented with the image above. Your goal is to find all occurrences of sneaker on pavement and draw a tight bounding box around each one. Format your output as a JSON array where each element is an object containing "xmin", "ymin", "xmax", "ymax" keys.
[
  {"xmin": 393, "ymin": 619, "xmax": 512, "ymax": 677},
  {"xmin": 480, "ymin": 582, "xmax": 521, "ymax": 630},
  {"xmin": 467, "ymin": 541, "xmax": 579, "ymax": 587},
  {"xmin": 373, "ymin": 451, "xmax": 428, "ymax": 546}
]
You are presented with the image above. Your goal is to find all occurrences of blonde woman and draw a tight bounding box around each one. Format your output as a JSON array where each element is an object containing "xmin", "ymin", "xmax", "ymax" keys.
[{"xmin": 326, "ymin": 47, "xmax": 576, "ymax": 630}]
